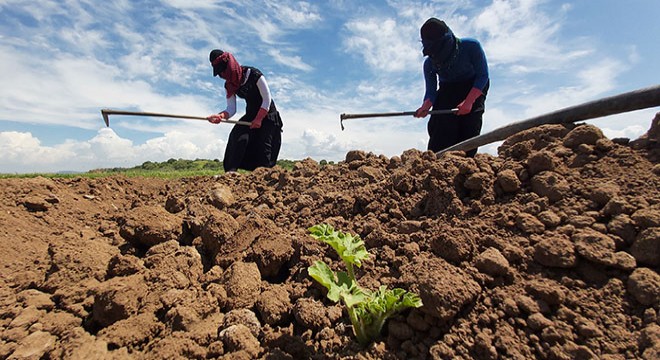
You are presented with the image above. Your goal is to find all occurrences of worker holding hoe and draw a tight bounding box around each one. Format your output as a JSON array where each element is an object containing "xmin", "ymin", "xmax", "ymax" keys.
[
  {"xmin": 206, "ymin": 49, "xmax": 283, "ymax": 172},
  {"xmin": 414, "ymin": 18, "xmax": 490, "ymax": 157}
]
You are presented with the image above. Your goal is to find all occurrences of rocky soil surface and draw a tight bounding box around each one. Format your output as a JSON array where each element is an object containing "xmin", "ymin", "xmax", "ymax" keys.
[{"xmin": 1, "ymin": 114, "xmax": 659, "ymax": 359}]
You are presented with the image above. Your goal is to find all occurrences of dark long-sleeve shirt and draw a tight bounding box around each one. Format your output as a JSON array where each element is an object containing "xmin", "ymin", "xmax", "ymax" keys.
[{"xmin": 423, "ymin": 37, "xmax": 489, "ymax": 103}]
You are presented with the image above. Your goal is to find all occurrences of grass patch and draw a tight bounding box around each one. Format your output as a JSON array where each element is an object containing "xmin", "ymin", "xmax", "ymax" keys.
[{"xmin": 1, "ymin": 158, "xmax": 303, "ymax": 179}]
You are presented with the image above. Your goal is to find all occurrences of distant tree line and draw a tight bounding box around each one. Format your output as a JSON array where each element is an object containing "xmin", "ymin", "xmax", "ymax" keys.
[
  {"xmin": 2, "ymin": 158, "xmax": 339, "ymax": 178},
  {"xmin": 88, "ymin": 158, "xmax": 339, "ymax": 174}
]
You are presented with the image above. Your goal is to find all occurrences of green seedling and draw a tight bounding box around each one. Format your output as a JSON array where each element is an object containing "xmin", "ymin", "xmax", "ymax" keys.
[{"xmin": 307, "ymin": 224, "xmax": 423, "ymax": 345}]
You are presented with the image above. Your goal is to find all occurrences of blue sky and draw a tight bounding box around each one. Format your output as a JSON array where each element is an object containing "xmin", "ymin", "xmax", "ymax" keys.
[{"xmin": 1, "ymin": 0, "xmax": 659, "ymax": 173}]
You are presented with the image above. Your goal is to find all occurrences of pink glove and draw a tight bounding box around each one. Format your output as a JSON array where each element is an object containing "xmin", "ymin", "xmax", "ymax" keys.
[
  {"xmin": 456, "ymin": 87, "xmax": 483, "ymax": 115},
  {"xmin": 414, "ymin": 99, "xmax": 433, "ymax": 118},
  {"xmin": 207, "ymin": 111, "xmax": 229, "ymax": 124},
  {"xmin": 250, "ymin": 108, "xmax": 268, "ymax": 129}
]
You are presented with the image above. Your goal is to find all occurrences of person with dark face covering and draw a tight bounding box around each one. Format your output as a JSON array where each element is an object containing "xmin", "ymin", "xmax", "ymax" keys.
[
  {"xmin": 206, "ymin": 49, "xmax": 283, "ymax": 172},
  {"xmin": 414, "ymin": 18, "xmax": 489, "ymax": 157}
]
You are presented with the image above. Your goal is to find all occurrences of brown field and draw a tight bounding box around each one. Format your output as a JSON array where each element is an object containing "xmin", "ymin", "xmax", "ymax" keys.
[{"xmin": 1, "ymin": 114, "xmax": 659, "ymax": 359}]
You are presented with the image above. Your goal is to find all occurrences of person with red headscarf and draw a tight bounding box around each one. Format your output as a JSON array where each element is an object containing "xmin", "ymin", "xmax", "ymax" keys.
[
  {"xmin": 206, "ymin": 49, "xmax": 283, "ymax": 172},
  {"xmin": 414, "ymin": 18, "xmax": 489, "ymax": 157}
]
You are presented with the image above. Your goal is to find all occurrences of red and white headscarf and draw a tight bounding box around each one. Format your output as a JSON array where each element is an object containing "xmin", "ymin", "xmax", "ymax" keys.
[{"xmin": 213, "ymin": 52, "xmax": 243, "ymax": 98}]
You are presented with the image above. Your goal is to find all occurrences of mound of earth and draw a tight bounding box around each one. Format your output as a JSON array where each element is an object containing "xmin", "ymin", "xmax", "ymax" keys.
[{"xmin": 1, "ymin": 114, "xmax": 659, "ymax": 359}]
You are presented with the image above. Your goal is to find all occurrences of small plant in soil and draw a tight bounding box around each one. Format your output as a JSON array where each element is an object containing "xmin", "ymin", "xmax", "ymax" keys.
[{"xmin": 307, "ymin": 224, "xmax": 423, "ymax": 345}]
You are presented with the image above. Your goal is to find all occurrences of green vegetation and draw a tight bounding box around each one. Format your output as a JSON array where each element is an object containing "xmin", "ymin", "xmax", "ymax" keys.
[
  {"xmin": 87, "ymin": 158, "xmax": 226, "ymax": 178},
  {"xmin": 0, "ymin": 158, "xmax": 302, "ymax": 179},
  {"xmin": 307, "ymin": 224, "xmax": 423, "ymax": 345}
]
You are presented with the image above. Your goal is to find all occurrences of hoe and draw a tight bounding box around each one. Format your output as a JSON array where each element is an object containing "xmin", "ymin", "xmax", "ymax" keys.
[
  {"xmin": 339, "ymin": 108, "xmax": 458, "ymax": 130},
  {"xmin": 101, "ymin": 109, "xmax": 251, "ymax": 127}
]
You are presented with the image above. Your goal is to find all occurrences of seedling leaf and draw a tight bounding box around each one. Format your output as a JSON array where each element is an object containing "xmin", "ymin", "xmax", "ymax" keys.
[
  {"xmin": 308, "ymin": 260, "xmax": 352, "ymax": 303},
  {"xmin": 308, "ymin": 224, "xmax": 370, "ymax": 268},
  {"xmin": 307, "ymin": 224, "xmax": 423, "ymax": 346}
]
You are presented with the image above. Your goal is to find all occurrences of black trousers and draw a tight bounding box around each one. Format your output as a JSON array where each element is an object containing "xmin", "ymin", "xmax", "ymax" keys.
[
  {"xmin": 428, "ymin": 79, "xmax": 488, "ymax": 157},
  {"xmin": 223, "ymin": 113, "xmax": 282, "ymax": 172}
]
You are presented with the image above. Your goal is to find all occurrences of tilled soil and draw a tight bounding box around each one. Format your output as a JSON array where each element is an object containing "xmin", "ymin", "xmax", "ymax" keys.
[{"xmin": 1, "ymin": 115, "xmax": 659, "ymax": 359}]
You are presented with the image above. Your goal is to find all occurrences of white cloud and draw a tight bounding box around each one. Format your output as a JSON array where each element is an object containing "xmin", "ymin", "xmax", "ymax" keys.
[
  {"xmin": 267, "ymin": 2, "xmax": 322, "ymax": 28},
  {"xmin": 246, "ymin": 17, "xmax": 286, "ymax": 45},
  {"xmin": 83, "ymin": 128, "xmax": 137, "ymax": 162},
  {"xmin": 0, "ymin": 43, "xmax": 222, "ymax": 131},
  {"xmin": 600, "ymin": 124, "xmax": 647, "ymax": 140},
  {"xmin": 474, "ymin": 0, "xmax": 587, "ymax": 71},
  {"xmin": 509, "ymin": 58, "xmax": 624, "ymax": 118},
  {"xmin": 0, "ymin": 127, "xmax": 229, "ymax": 173},
  {"xmin": 160, "ymin": 0, "xmax": 221, "ymax": 10},
  {"xmin": 59, "ymin": 28, "xmax": 109, "ymax": 54},
  {"xmin": 575, "ymin": 59, "xmax": 622, "ymax": 94},
  {"xmin": 587, "ymin": 109, "xmax": 658, "ymax": 141},
  {"xmin": 343, "ymin": 17, "xmax": 419, "ymax": 73},
  {"xmin": 267, "ymin": 48, "xmax": 314, "ymax": 72},
  {"xmin": 0, "ymin": 131, "xmax": 78, "ymax": 173},
  {"xmin": 300, "ymin": 129, "xmax": 354, "ymax": 160}
]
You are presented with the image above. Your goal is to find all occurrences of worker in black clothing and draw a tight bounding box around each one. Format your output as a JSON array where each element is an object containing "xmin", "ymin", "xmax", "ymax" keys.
[
  {"xmin": 206, "ymin": 49, "xmax": 283, "ymax": 172},
  {"xmin": 414, "ymin": 18, "xmax": 489, "ymax": 157}
]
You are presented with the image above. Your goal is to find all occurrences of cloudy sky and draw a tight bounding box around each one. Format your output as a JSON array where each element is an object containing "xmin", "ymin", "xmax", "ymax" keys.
[{"xmin": 1, "ymin": 0, "xmax": 659, "ymax": 173}]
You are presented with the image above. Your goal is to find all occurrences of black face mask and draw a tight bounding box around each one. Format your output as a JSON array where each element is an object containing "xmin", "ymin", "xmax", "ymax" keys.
[
  {"xmin": 212, "ymin": 61, "xmax": 227, "ymax": 77},
  {"xmin": 210, "ymin": 49, "xmax": 226, "ymax": 77},
  {"xmin": 423, "ymin": 30, "xmax": 456, "ymax": 68}
]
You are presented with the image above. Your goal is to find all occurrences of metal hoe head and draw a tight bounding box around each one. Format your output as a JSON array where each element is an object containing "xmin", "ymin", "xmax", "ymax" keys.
[{"xmin": 101, "ymin": 109, "xmax": 111, "ymax": 127}]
